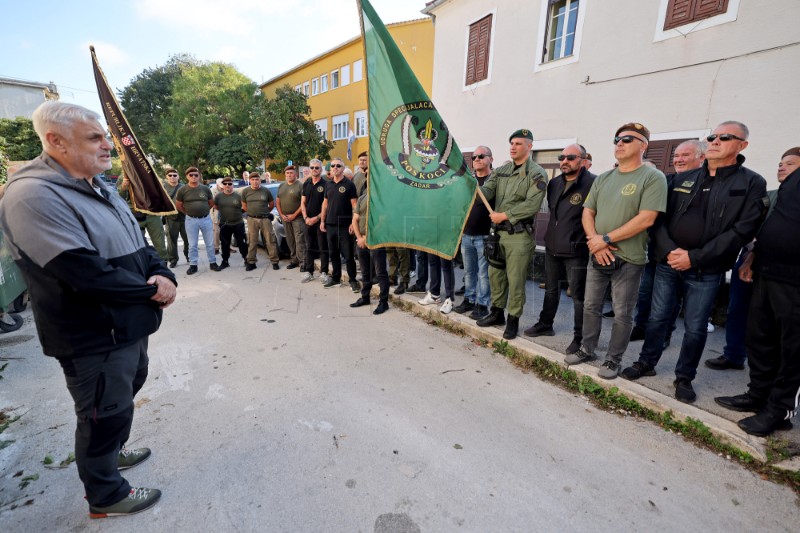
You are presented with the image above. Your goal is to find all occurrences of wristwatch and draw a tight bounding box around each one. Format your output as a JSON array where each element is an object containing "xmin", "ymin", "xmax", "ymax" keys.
[{"xmin": 602, "ymin": 234, "xmax": 613, "ymax": 245}]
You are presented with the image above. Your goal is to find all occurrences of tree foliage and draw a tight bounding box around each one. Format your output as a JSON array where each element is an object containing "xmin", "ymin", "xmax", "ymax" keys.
[
  {"xmin": 248, "ymin": 85, "xmax": 334, "ymax": 172},
  {"xmin": 0, "ymin": 139, "xmax": 8, "ymax": 185},
  {"xmin": 207, "ymin": 134, "xmax": 254, "ymax": 176},
  {"xmin": 119, "ymin": 54, "xmax": 197, "ymax": 154},
  {"xmin": 0, "ymin": 117, "xmax": 41, "ymax": 161}
]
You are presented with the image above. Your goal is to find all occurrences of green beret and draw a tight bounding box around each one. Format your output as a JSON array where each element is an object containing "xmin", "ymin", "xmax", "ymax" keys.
[
  {"xmin": 615, "ymin": 122, "xmax": 650, "ymax": 141},
  {"xmin": 509, "ymin": 129, "xmax": 533, "ymax": 142},
  {"xmin": 782, "ymin": 147, "xmax": 800, "ymax": 159}
]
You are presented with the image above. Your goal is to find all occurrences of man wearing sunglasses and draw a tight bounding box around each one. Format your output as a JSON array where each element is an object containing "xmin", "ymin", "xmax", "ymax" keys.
[
  {"xmin": 214, "ymin": 177, "xmax": 248, "ymax": 270},
  {"xmin": 301, "ymin": 159, "xmax": 330, "ymax": 282},
  {"xmin": 163, "ymin": 168, "xmax": 189, "ymax": 268},
  {"xmin": 566, "ymin": 122, "xmax": 667, "ymax": 380},
  {"xmin": 241, "ymin": 172, "xmax": 281, "ymax": 271},
  {"xmin": 476, "ymin": 129, "xmax": 548, "ymax": 340},
  {"xmin": 621, "ymin": 121, "xmax": 767, "ymax": 404},
  {"xmin": 175, "ymin": 166, "xmax": 218, "ymax": 275},
  {"xmin": 525, "ymin": 144, "xmax": 595, "ymax": 355},
  {"xmin": 320, "ymin": 157, "xmax": 359, "ymax": 292}
]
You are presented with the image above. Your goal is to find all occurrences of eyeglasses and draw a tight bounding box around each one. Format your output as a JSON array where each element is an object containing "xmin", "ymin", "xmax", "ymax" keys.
[
  {"xmin": 471, "ymin": 154, "xmax": 489, "ymax": 161},
  {"xmin": 330, "ymin": 164, "xmax": 343, "ymax": 168},
  {"xmin": 613, "ymin": 135, "xmax": 643, "ymax": 145},
  {"xmin": 706, "ymin": 133, "xmax": 745, "ymax": 143},
  {"xmin": 310, "ymin": 166, "xmax": 321, "ymax": 170},
  {"xmin": 188, "ymin": 173, "xmax": 199, "ymax": 177},
  {"xmin": 557, "ymin": 154, "xmax": 582, "ymax": 162},
  {"xmin": 167, "ymin": 174, "xmax": 178, "ymax": 178}
]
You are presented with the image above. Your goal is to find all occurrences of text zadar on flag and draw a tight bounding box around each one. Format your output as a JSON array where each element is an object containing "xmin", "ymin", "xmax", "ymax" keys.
[{"xmin": 358, "ymin": 0, "xmax": 477, "ymax": 259}]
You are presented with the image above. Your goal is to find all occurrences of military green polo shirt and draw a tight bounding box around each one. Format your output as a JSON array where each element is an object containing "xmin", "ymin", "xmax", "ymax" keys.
[
  {"xmin": 354, "ymin": 193, "xmax": 368, "ymax": 236},
  {"xmin": 241, "ymin": 186, "xmax": 274, "ymax": 217},
  {"xmin": 214, "ymin": 191, "xmax": 244, "ymax": 226},
  {"xmin": 277, "ymin": 180, "xmax": 303, "ymax": 215},
  {"xmin": 175, "ymin": 183, "xmax": 212, "ymax": 217}
]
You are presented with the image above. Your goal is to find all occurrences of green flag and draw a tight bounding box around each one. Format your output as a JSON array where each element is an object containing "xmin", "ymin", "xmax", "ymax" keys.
[{"xmin": 359, "ymin": 0, "xmax": 477, "ymax": 259}]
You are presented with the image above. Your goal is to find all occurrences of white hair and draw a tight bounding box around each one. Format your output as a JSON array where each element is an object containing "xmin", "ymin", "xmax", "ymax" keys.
[{"xmin": 32, "ymin": 101, "xmax": 102, "ymax": 145}]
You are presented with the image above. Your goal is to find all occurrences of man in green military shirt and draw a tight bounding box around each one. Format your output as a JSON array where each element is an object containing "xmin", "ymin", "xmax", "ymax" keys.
[
  {"xmin": 476, "ymin": 129, "xmax": 548, "ymax": 340},
  {"xmin": 241, "ymin": 172, "xmax": 280, "ymax": 271},
  {"xmin": 565, "ymin": 122, "xmax": 668, "ymax": 379},
  {"xmin": 214, "ymin": 177, "xmax": 248, "ymax": 270},
  {"xmin": 162, "ymin": 168, "xmax": 188, "ymax": 268},
  {"xmin": 117, "ymin": 174, "xmax": 168, "ymax": 262},
  {"xmin": 175, "ymin": 166, "xmax": 218, "ymax": 275},
  {"xmin": 276, "ymin": 165, "xmax": 306, "ymax": 270}
]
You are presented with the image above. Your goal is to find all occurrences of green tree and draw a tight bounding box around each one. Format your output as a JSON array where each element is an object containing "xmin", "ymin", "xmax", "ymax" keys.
[
  {"xmin": 118, "ymin": 54, "xmax": 197, "ymax": 154},
  {"xmin": 0, "ymin": 117, "xmax": 41, "ymax": 161},
  {"xmin": 154, "ymin": 62, "xmax": 257, "ymax": 172},
  {"xmin": 0, "ymin": 138, "xmax": 8, "ymax": 185},
  {"xmin": 248, "ymin": 85, "xmax": 333, "ymax": 172},
  {"xmin": 207, "ymin": 134, "xmax": 255, "ymax": 176}
]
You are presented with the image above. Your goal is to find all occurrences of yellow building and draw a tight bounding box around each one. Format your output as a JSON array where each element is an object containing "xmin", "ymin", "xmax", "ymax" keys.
[{"xmin": 259, "ymin": 18, "xmax": 433, "ymax": 176}]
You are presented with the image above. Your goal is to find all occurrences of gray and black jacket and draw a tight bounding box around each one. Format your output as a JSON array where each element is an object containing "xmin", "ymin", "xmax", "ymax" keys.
[{"xmin": 0, "ymin": 154, "xmax": 176, "ymax": 358}]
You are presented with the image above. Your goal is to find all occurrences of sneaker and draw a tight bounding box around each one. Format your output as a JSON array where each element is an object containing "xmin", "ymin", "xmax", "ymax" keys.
[
  {"xmin": 565, "ymin": 337, "xmax": 582, "ymax": 355},
  {"xmin": 707, "ymin": 322, "xmax": 715, "ymax": 333},
  {"xmin": 523, "ymin": 322, "xmax": 555, "ymax": 337},
  {"xmin": 209, "ymin": 262, "xmax": 220, "ymax": 272},
  {"xmin": 407, "ymin": 283, "xmax": 427, "ymax": 294},
  {"xmin": 89, "ymin": 487, "xmax": 162, "ymax": 518},
  {"xmin": 272, "ymin": 263, "xmax": 280, "ymax": 270},
  {"xmin": 620, "ymin": 361, "xmax": 656, "ymax": 381},
  {"xmin": 714, "ymin": 392, "xmax": 765, "ymax": 413},
  {"xmin": 439, "ymin": 298, "xmax": 453, "ymax": 314},
  {"xmin": 117, "ymin": 447, "xmax": 151, "ymax": 471},
  {"xmin": 453, "ymin": 299, "xmax": 474, "ymax": 314},
  {"xmin": 301, "ymin": 272, "xmax": 313, "ymax": 283},
  {"xmin": 286, "ymin": 262, "xmax": 299, "ymax": 270},
  {"xmin": 564, "ymin": 348, "xmax": 596, "ymax": 366},
  {"xmin": 218, "ymin": 260, "xmax": 230, "ymax": 270},
  {"xmin": 419, "ymin": 292, "xmax": 441, "ymax": 305},
  {"xmin": 323, "ymin": 278, "xmax": 339, "ymax": 288},
  {"xmin": 245, "ymin": 263, "xmax": 257, "ymax": 271},
  {"xmin": 319, "ymin": 273, "xmax": 331, "ymax": 284},
  {"xmin": 598, "ymin": 360, "xmax": 621, "ymax": 380},
  {"xmin": 350, "ymin": 281, "xmax": 360, "ymax": 293},
  {"xmin": 186, "ymin": 265, "xmax": 198, "ymax": 275},
  {"xmin": 674, "ymin": 378, "xmax": 696, "ymax": 403}
]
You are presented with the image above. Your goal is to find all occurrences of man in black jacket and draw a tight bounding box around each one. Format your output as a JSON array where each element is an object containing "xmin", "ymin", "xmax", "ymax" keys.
[
  {"xmin": 524, "ymin": 144, "xmax": 594, "ymax": 354},
  {"xmin": 0, "ymin": 102, "xmax": 175, "ymax": 517},
  {"xmin": 621, "ymin": 121, "xmax": 768, "ymax": 404},
  {"xmin": 715, "ymin": 147, "xmax": 800, "ymax": 436}
]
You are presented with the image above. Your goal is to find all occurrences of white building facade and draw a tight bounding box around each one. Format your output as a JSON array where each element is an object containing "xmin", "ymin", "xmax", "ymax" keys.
[
  {"xmin": 422, "ymin": 0, "xmax": 799, "ymax": 188},
  {"xmin": 0, "ymin": 77, "xmax": 59, "ymax": 120}
]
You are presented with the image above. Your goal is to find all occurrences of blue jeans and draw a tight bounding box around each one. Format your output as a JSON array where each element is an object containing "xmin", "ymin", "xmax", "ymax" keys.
[
  {"xmin": 639, "ymin": 263, "xmax": 723, "ymax": 380},
  {"xmin": 185, "ymin": 215, "xmax": 215, "ymax": 265},
  {"xmin": 634, "ymin": 258, "xmax": 681, "ymax": 334},
  {"xmin": 462, "ymin": 234, "xmax": 490, "ymax": 307},
  {"xmin": 723, "ymin": 250, "xmax": 752, "ymax": 365}
]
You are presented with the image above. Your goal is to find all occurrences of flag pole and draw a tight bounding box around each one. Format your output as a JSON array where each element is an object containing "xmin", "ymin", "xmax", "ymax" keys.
[{"xmin": 476, "ymin": 187, "xmax": 494, "ymax": 213}]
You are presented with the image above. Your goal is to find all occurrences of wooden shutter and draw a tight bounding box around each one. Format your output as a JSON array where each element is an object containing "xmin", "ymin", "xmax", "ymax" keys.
[
  {"xmin": 465, "ymin": 14, "xmax": 492, "ymax": 85},
  {"xmin": 645, "ymin": 138, "xmax": 692, "ymax": 175},
  {"xmin": 664, "ymin": 0, "xmax": 729, "ymax": 30}
]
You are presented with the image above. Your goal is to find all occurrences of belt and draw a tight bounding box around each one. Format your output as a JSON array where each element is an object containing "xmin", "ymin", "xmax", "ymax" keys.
[
  {"xmin": 187, "ymin": 214, "xmax": 208, "ymax": 219},
  {"xmin": 493, "ymin": 220, "xmax": 531, "ymax": 234},
  {"xmin": 249, "ymin": 215, "xmax": 270, "ymax": 219}
]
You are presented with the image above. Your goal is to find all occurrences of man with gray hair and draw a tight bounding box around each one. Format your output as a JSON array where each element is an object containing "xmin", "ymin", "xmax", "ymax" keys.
[
  {"xmin": 0, "ymin": 101, "xmax": 174, "ymax": 517},
  {"xmin": 320, "ymin": 157, "xmax": 359, "ymax": 291},
  {"xmin": 621, "ymin": 121, "xmax": 767, "ymax": 404}
]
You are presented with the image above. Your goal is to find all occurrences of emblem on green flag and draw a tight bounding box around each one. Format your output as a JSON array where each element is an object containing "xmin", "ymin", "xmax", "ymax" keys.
[{"xmin": 359, "ymin": 0, "xmax": 477, "ymax": 259}]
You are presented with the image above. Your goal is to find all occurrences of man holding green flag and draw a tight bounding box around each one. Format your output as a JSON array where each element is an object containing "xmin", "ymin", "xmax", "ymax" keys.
[{"xmin": 358, "ymin": 0, "xmax": 477, "ymax": 260}]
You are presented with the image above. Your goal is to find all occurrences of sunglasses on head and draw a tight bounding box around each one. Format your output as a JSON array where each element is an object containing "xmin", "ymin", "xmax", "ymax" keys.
[
  {"xmin": 471, "ymin": 154, "xmax": 489, "ymax": 161},
  {"xmin": 330, "ymin": 164, "xmax": 343, "ymax": 168},
  {"xmin": 613, "ymin": 135, "xmax": 643, "ymax": 145},
  {"xmin": 557, "ymin": 154, "xmax": 582, "ymax": 161},
  {"xmin": 707, "ymin": 133, "xmax": 745, "ymax": 142}
]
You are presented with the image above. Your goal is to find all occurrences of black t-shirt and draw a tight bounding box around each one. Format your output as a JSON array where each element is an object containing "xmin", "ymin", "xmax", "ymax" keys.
[
  {"xmin": 755, "ymin": 169, "xmax": 800, "ymax": 285},
  {"xmin": 324, "ymin": 178, "xmax": 358, "ymax": 226},
  {"xmin": 464, "ymin": 174, "xmax": 491, "ymax": 236},
  {"xmin": 302, "ymin": 178, "xmax": 327, "ymax": 218},
  {"xmin": 671, "ymin": 174, "xmax": 715, "ymax": 250}
]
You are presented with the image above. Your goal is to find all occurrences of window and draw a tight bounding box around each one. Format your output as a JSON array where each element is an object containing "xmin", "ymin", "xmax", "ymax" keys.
[
  {"xmin": 354, "ymin": 110, "xmax": 367, "ymax": 138},
  {"xmin": 294, "ymin": 84, "xmax": 302, "ymax": 93},
  {"xmin": 311, "ymin": 78, "xmax": 319, "ymax": 96},
  {"xmin": 302, "ymin": 82, "xmax": 310, "ymax": 96},
  {"xmin": 353, "ymin": 59, "xmax": 363, "ymax": 82},
  {"xmin": 341, "ymin": 65, "xmax": 350, "ymax": 86},
  {"xmin": 331, "ymin": 70, "xmax": 340, "ymax": 89},
  {"xmin": 465, "ymin": 14, "xmax": 492, "ymax": 86},
  {"xmin": 321, "ymin": 74, "xmax": 328, "ymax": 93},
  {"xmin": 543, "ymin": 0, "xmax": 579, "ymax": 63},
  {"xmin": 664, "ymin": 0, "xmax": 729, "ymax": 30},
  {"xmin": 645, "ymin": 138, "xmax": 693, "ymax": 175},
  {"xmin": 314, "ymin": 119, "xmax": 328, "ymax": 140},
  {"xmin": 332, "ymin": 114, "xmax": 349, "ymax": 141}
]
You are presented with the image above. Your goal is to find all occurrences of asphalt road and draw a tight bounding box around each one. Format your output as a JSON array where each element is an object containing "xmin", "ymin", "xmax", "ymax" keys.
[{"xmin": 1, "ymin": 250, "xmax": 798, "ymax": 532}]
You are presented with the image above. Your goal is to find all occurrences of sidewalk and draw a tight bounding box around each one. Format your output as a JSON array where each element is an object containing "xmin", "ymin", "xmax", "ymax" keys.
[{"xmin": 372, "ymin": 266, "xmax": 799, "ymax": 467}]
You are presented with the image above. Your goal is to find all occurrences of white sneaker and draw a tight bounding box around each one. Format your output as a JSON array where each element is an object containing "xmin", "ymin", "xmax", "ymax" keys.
[
  {"xmin": 319, "ymin": 273, "xmax": 331, "ymax": 284},
  {"xmin": 419, "ymin": 292, "xmax": 441, "ymax": 305},
  {"xmin": 439, "ymin": 298, "xmax": 453, "ymax": 314},
  {"xmin": 301, "ymin": 272, "xmax": 313, "ymax": 283},
  {"xmin": 707, "ymin": 322, "xmax": 715, "ymax": 333}
]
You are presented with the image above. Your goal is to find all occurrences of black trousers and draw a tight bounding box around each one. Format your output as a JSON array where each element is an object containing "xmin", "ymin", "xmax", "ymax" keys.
[
  {"xmin": 304, "ymin": 222, "xmax": 329, "ymax": 274},
  {"xmin": 357, "ymin": 246, "xmax": 389, "ymax": 302},
  {"xmin": 538, "ymin": 252, "xmax": 588, "ymax": 336},
  {"xmin": 745, "ymin": 277, "xmax": 800, "ymax": 417},
  {"xmin": 59, "ymin": 338, "xmax": 149, "ymax": 507},
  {"xmin": 326, "ymin": 225, "xmax": 356, "ymax": 282},
  {"xmin": 220, "ymin": 222, "xmax": 248, "ymax": 261}
]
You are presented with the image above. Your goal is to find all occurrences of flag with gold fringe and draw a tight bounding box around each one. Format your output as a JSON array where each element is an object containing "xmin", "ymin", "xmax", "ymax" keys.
[
  {"xmin": 90, "ymin": 46, "xmax": 176, "ymax": 215},
  {"xmin": 357, "ymin": 0, "xmax": 476, "ymax": 259}
]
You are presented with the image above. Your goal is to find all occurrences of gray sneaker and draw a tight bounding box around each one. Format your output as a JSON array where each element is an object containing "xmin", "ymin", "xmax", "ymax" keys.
[
  {"xmin": 117, "ymin": 447, "xmax": 151, "ymax": 470},
  {"xmin": 597, "ymin": 360, "xmax": 621, "ymax": 380},
  {"xmin": 301, "ymin": 272, "xmax": 313, "ymax": 283},
  {"xmin": 564, "ymin": 348, "xmax": 596, "ymax": 366},
  {"xmin": 319, "ymin": 273, "xmax": 331, "ymax": 284},
  {"xmin": 89, "ymin": 487, "xmax": 161, "ymax": 518}
]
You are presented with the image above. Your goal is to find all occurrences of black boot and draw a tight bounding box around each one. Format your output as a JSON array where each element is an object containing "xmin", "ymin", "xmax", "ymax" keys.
[
  {"xmin": 476, "ymin": 307, "xmax": 505, "ymax": 327},
  {"xmin": 374, "ymin": 300, "xmax": 389, "ymax": 315},
  {"xmin": 503, "ymin": 315, "xmax": 519, "ymax": 340}
]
